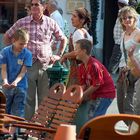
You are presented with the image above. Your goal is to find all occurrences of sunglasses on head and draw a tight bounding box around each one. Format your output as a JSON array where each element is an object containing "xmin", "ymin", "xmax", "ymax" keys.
[{"xmin": 31, "ymin": 3, "xmax": 40, "ymax": 7}]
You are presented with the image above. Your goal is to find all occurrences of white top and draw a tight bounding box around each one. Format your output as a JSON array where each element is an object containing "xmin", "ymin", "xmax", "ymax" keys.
[
  {"xmin": 119, "ymin": 29, "xmax": 140, "ymax": 67},
  {"xmin": 72, "ymin": 28, "xmax": 92, "ymax": 49}
]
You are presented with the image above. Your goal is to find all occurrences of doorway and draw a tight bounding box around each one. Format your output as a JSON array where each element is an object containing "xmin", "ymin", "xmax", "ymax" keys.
[
  {"xmin": 103, "ymin": 0, "xmax": 118, "ymax": 69},
  {"xmin": 0, "ymin": 0, "xmax": 27, "ymax": 48}
]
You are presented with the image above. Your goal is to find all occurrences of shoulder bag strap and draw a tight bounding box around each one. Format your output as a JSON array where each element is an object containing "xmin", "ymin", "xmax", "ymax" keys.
[
  {"xmin": 81, "ymin": 28, "xmax": 88, "ymax": 38},
  {"xmin": 122, "ymin": 37, "xmax": 127, "ymax": 65}
]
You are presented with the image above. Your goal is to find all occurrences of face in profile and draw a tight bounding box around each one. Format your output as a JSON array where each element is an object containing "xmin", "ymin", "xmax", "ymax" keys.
[
  {"xmin": 71, "ymin": 11, "xmax": 84, "ymax": 28},
  {"xmin": 75, "ymin": 43, "xmax": 84, "ymax": 60}
]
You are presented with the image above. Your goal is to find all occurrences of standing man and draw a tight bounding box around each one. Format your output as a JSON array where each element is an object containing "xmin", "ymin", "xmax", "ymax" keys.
[
  {"xmin": 3, "ymin": 0, "xmax": 67, "ymax": 120},
  {"xmin": 47, "ymin": 0, "xmax": 65, "ymax": 54},
  {"xmin": 47, "ymin": 0, "xmax": 64, "ymax": 31},
  {"xmin": 108, "ymin": 0, "xmax": 128, "ymax": 74}
]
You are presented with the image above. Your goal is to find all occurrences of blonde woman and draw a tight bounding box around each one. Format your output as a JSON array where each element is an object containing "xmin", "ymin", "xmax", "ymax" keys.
[{"xmin": 117, "ymin": 6, "xmax": 140, "ymax": 120}]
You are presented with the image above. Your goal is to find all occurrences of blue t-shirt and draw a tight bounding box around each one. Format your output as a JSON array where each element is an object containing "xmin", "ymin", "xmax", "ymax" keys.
[{"xmin": 0, "ymin": 45, "xmax": 32, "ymax": 89}]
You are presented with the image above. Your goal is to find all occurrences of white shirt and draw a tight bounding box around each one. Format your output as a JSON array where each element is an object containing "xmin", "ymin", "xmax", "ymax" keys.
[
  {"xmin": 50, "ymin": 10, "xmax": 64, "ymax": 31},
  {"xmin": 119, "ymin": 29, "xmax": 140, "ymax": 68},
  {"xmin": 50, "ymin": 10, "xmax": 65, "ymax": 54},
  {"xmin": 72, "ymin": 28, "xmax": 92, "ymax": 49}
]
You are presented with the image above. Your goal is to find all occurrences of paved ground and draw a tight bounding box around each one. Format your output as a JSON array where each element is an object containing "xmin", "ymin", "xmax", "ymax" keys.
[
  {"xmin": 106, "ymin": 98, "xmax": 128, "ymax": 132},
  {"xmin": 106, "ymin": 73, "xmax": 128, "ymax": 132},
  {"xmin": 106, "ymin": 71, "xmax": 128, "ymax": 131}
]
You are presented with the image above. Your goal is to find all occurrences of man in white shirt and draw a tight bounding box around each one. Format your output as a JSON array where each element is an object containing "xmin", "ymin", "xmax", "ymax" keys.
[
  {"xmin": 46, "ymin": 0, "xmax": 65, "ymax": 54},
  {"xmin": 47, "ymin": 0, "xmax": 64, "ymax": 31}
]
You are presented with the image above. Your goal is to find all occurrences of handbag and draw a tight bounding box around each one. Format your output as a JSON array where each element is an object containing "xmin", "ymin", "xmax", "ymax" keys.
[
  {"xmin": 127, "ymin": 57, "xmax": 140, "ymax": 77},
  {"xmin": 122, "ymin": 37, "xmax": 140, "ymax": 77}
]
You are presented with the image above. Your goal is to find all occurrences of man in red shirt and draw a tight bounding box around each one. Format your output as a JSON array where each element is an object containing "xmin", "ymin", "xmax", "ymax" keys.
[{"xmin": 74, "ymin": 39, "xmax": 116, "ymax": 132}]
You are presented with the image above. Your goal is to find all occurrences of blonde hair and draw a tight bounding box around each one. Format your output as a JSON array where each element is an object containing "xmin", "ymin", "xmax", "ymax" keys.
[
  {"xmin": 12, "ymin": 29, "xmax": 29, "ymax": 42},
  {"xmin": 119, "ymin": 6, "xmax": 139, "ymax": 31}
]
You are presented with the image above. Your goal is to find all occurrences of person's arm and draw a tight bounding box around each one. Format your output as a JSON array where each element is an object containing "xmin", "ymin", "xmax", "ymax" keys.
[
  {"xmin": 11, "ymin": 65, "xmax": 27, "ymax": 87},
  {"xmin": 3, "ymin": 33, "xmax": 12, "ymax": 46},
  {"xmin": 60, "ymin": 50, "xmax": 77, "ymax": 64},
  {"xmin": 3, "ymin": 19, "xmax": 21, "ymax": 46},
  {"xmin": 1, "ymin": 64, "xmax": 8, "ymax": 85},
  {"xmin": 51, "ymin": 18, "xmax": 67, "ymax": 57},
  {"xmin": 57, "ymin": 36, "xmax": 67, "ymax": 56},
  {"xmin": 128, "ymin": 46, "xmax": 140, "ymax": 75},
  {"xmin": 82, "ymin": 59, "xmax": 104, "ymax": 102},
  {"xmin": 11, "ymin": 50, "xmax": 32, "ymax": 87},
  {"xmin": 83, "ymin": 85, "xmax": 100, "ymax": 101}
]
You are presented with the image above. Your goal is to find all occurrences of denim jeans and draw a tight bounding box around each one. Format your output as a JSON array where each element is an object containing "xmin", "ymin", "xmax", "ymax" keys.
[
  {"xmin": 3, "ymin": 87, "xmax": 26, "ymax": 117},
  {"xmin": 74, "ymin": 98, "xmax": 113, "ymax": 133}
]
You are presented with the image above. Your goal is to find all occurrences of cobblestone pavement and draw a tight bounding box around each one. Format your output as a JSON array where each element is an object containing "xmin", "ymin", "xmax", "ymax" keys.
[
  {"xmin": 106, "ymin": 98, "xmax": 128, "ymax": 132},
  {"xmin": 106, "ymin": 73, "xmax": 128, "ymax": 132}
]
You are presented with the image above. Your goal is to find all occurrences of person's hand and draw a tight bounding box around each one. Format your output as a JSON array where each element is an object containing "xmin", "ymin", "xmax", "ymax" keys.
[
  {"xmin": 60, "ymin": 55, "xmax": 67, "ymax": 64},
  {"xmin": 10, "ymin": 81, "xmax": 17, "ymax": 88},
  {"xmin": 2, "ymin": 82, "xmax": 11, "ymax": 89},
  {"xmin": 128, "ymin": 46, "xmax": 136, "ymax": 57},
  {"xmin": 53, "ymin": 55, "xmax": 61, "ymax": 61},
  {"xmin": 81, "ymin": 94, "xmax": 90, "ymax": 103},
  {"xmin": 49, "ymin": 55, "xmax": 61, "ymax": 65}
]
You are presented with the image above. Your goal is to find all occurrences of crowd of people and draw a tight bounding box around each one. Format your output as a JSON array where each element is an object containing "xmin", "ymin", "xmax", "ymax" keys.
[{"xmin": 1, "ymin": 0, "xmax": 140, "ymax": 137}]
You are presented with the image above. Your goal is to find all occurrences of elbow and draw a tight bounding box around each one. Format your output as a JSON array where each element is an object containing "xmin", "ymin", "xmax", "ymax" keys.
[{"xmin": 3, "ymin": 34, "xmax": 11, "ymax": 46}]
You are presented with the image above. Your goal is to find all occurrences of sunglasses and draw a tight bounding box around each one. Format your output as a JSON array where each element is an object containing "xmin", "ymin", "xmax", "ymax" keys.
[
  {"xmin": 122, "ymin": 16, "xmax": 133, "ymax": 20},
  {"xmin": 31, "ymin": 3, "xmax": 40, "ymax": 7}
]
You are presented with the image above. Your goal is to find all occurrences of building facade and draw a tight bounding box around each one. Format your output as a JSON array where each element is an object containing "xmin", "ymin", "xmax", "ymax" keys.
[{"xmin": 0, "ymin": 0, "xmax": 118, "ymax": 69}]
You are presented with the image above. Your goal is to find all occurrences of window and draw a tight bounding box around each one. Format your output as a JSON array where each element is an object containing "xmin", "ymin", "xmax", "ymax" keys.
[{"xmin": 0, "ymin": 0, "xmax": 26, "ymax": 33}]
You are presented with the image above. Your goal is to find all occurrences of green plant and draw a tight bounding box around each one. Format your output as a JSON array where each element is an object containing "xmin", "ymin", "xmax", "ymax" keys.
[
  {"xmin": 136, "ymin": 2, "xmax": 140, "ymax": 14},
  {"xmin": 89, "ymin": 0, "xmax": 99, "ymax": 45}
]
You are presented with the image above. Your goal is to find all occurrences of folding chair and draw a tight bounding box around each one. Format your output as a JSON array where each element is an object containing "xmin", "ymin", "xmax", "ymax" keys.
[
  {"xmin": 0, "ymin": 90, "xmax": 25, "ymax": 140},
  {"xmin": 12, "ymin": 84, "xmax": 83, "ymax": 140},
  {"xmin": 0, "ymin": 90, "xmax": 9, "ymax": 136},
  {"xmin": 25, "ymin": 82, "xmax": 66, "ymax": 138},
  {"xmin": 0, "ymin": 83, "xmax": 66, "ymax": 139},
  {"xmin": 78, "ymin": 114, "xmax": 140, "ymax": 140}
]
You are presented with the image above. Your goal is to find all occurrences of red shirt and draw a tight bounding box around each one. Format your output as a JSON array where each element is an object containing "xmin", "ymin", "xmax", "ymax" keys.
[{"xmin": 78, "ymin": 57, "xmax": 115, "ymax": 100}]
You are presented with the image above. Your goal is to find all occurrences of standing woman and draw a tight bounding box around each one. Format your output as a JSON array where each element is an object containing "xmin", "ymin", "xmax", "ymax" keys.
[
  {"xmin": 60, "ymin": 7, "xmax": 92, "ymax": 87},
  {"xmin": 117, "ymin": 6, "xmax": 140, "ymax": 118}
]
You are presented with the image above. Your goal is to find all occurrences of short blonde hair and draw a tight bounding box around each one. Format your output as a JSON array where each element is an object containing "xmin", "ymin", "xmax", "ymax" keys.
[
  {"xmin": 12, "ymin": 29, "xmax": 29, "ymax": 42},
  {"xmin": 119, "ymin": 6, "xmax": 139, "ymax": 30}
]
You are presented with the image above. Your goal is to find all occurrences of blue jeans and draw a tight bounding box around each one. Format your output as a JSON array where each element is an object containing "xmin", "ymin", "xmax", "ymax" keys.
[
  {"xmin": 3, "ymin": 87, "xmax": 27, "ymax": 117},
  {"xmin": 74, "ymin": 98, "xmax": 113, "ymax": 133}
]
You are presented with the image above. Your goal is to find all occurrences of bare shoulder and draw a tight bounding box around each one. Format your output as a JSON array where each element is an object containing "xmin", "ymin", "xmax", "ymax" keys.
[{"xmin": 135, "ymin": 30, "xmax": 140, "ymax": 43}]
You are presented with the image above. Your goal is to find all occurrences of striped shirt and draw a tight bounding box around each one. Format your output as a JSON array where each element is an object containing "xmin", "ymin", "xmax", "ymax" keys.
[
  {"xmin": 113, "ymin": 18, "xmax": 123, "ymax": 45},
  {"xmin": 5, "ymin": 15, "xmax": 65, "ymax": 68}
]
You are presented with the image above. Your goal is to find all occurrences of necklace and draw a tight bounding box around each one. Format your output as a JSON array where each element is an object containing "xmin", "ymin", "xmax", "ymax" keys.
[{"xmin": 125, "ymin": 28, "xmax": 136, "ymax": 36}]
